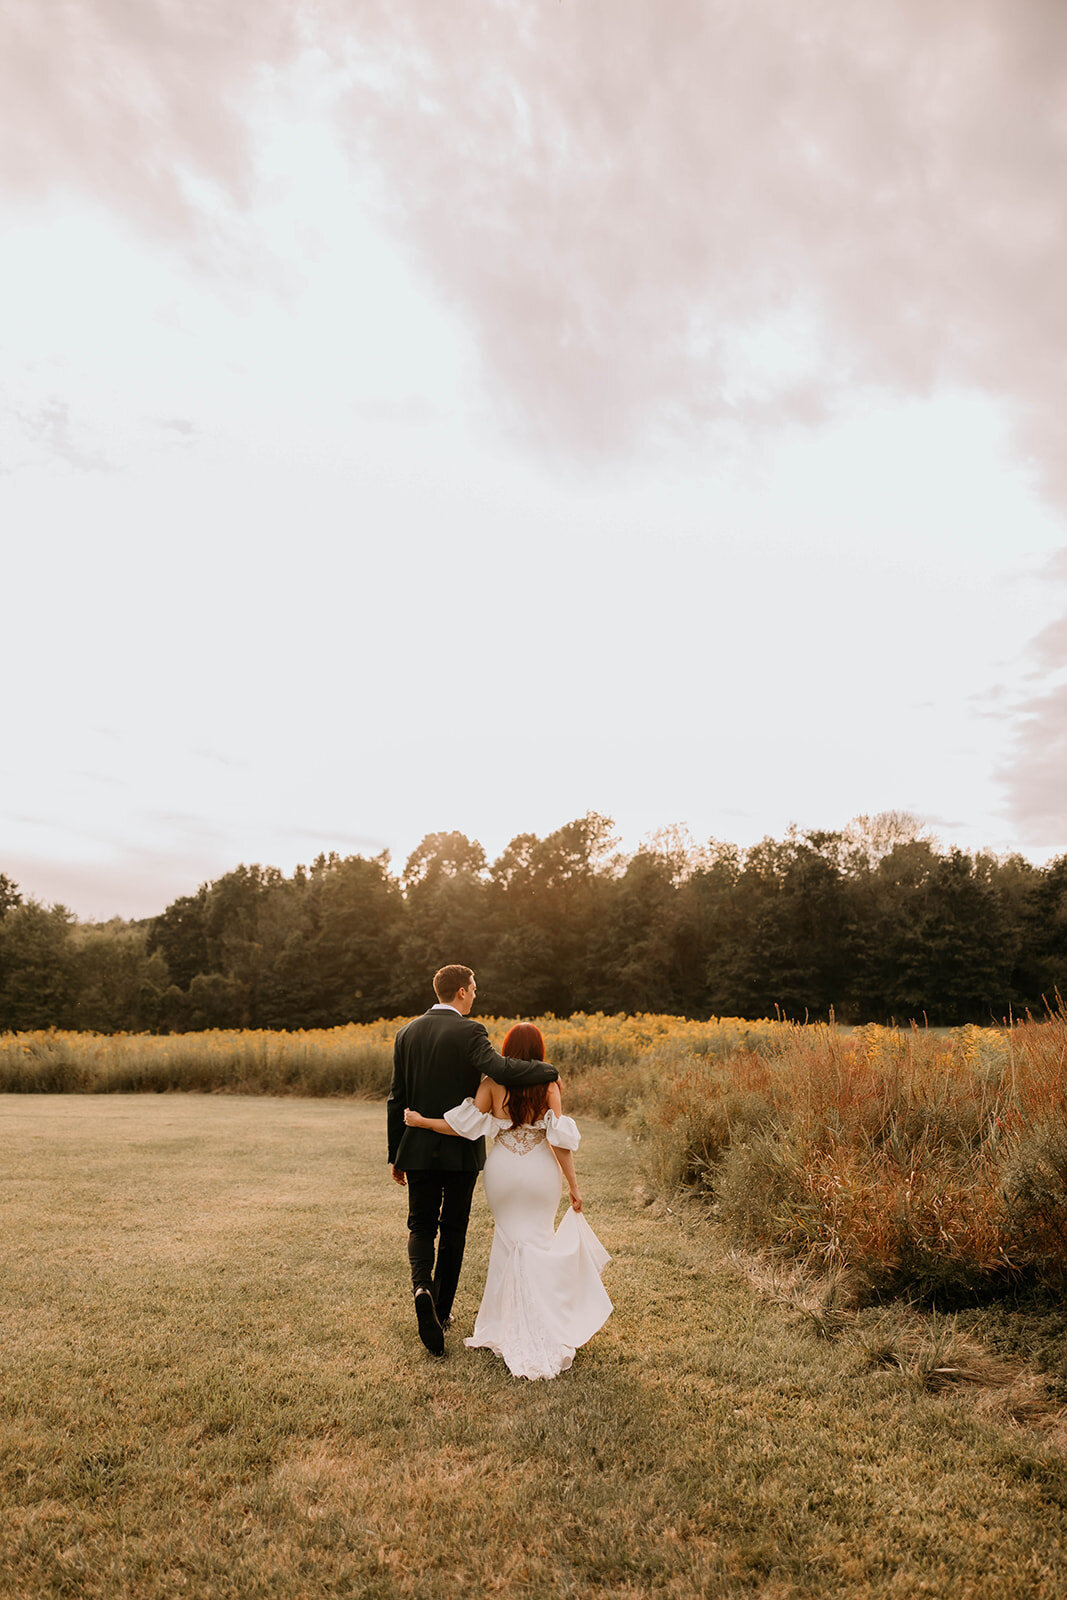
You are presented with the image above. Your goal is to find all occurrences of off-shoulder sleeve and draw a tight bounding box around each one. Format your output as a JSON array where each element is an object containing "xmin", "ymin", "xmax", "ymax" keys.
[
  {"xmin": 544, "ymin": 1109, "xmax": 581, "ymax": 1150},
  {"xmin": 443, "ymin": 1098, "xmax": 511, "ymax": 1142}
]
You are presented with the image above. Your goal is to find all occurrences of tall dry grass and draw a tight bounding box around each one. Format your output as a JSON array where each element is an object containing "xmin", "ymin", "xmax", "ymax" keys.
[
  {"xmin": 630, "ymin": 1017, "xmax": 1067, "ymax": 1299},
  {"xmin": 0, "ymin": 1021, "xmax": 400, "ymax": 1097},
  {"xmin": 0, "ymin": 1012, "xmax": 785, "ymax": 1105}
]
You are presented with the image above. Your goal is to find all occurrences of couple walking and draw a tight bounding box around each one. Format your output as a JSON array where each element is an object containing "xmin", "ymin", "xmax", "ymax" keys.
[{"xmin": 387, "ymin": 964, "xmax": 612, "ymax": 1380}]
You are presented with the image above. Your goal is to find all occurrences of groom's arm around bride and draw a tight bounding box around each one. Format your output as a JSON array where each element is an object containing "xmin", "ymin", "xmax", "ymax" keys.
[{"xmin": 387, "ymin": 965, "xmax": 557, "ymax": 1182}]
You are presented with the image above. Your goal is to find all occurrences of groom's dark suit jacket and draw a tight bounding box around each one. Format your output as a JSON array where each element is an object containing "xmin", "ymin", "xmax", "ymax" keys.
[{"xmin": 388, "ymin": 1008, "xmax": 558, "ymax": 1174}]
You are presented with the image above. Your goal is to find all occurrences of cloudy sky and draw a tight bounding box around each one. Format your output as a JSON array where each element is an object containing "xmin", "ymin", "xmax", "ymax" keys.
[{"xmin": 2, "ymin": 0, "xmax": 1067, "ymax": 920}]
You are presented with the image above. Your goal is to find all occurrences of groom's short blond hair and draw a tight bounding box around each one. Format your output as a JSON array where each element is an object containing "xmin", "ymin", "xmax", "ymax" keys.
[{"xmin": 433, "ymin": 965, "xmax": 474, "ymax": 1003}]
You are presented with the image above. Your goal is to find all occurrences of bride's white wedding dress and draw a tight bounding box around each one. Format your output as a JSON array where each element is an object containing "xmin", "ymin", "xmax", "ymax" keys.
[{"xmin": 443, "ymin": 1099, "xmax": 613, "ymax": 1381}]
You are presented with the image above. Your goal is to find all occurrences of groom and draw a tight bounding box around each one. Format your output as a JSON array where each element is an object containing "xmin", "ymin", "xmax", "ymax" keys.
[{"xmin": 388, "ymin": 964, "xmax": 558, "ymax": 1356}]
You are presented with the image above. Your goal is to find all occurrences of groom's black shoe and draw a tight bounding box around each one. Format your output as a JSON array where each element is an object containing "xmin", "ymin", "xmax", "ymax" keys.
[
  {"xmin": 414, "ymin": 1288, "xmax": 445, "ymax": 1356},
  {"xmin": 435, "ymin": 1298, "xmax": 454, "ymax": 1332}
]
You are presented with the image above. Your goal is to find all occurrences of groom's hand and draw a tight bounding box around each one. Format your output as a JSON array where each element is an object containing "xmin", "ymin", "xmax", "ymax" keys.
[{"xmin": 391, "ymin": 1166, "xmax": 407, "ymax": 1186}]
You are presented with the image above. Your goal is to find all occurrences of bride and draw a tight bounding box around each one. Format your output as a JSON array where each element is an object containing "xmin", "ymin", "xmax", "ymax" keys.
[{"xmin": 404, "ymin": 1022, "xmax": 612, "ymax": 1381}]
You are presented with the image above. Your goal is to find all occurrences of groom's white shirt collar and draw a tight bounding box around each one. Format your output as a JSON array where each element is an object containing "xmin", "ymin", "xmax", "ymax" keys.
[{"xmin": 431, "ymin": 1002, "xmax": 462, "ymax": 1014}]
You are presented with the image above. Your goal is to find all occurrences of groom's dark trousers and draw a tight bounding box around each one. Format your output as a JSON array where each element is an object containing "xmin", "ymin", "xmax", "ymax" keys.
[
  {"xmin": 404, "ymin": 1171, "xmax": 478, "ymax": 1323},
  {"xmin": 388, "ymin": 1007, "xmax": 557, "ymax": 1325}
]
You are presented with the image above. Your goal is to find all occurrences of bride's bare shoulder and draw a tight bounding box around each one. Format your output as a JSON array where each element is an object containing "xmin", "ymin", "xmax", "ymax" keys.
[{"xmin": 489, "ymin": 1080, "xmax": 509, "ymax": 1115}]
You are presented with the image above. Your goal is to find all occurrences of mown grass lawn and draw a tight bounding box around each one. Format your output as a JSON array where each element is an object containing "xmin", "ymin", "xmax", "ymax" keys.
[{"xmin": 1, "ymin": 1096, "xmax": 1065, "ymax": 1599}]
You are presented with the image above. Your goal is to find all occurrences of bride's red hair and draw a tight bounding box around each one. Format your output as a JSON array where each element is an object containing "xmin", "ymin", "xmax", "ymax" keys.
[{"xmin": 500, "ymin": 1023, "xmax": 549, "ymax": 1128}]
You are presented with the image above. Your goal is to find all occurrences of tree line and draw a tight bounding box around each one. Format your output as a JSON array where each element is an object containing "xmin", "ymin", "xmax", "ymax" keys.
[{"xmin": 1, "ymin": 811, "xmax": 1065, "ymax": 1033}]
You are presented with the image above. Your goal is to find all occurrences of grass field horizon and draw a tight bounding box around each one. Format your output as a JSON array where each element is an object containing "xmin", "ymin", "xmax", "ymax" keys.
[{"xmin": 3, "ymin": 1094, "xmax": 1067, "ymax": 1598}]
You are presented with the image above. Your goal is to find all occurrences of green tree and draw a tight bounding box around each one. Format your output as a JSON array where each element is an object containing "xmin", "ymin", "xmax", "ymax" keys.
[
  {"xmin": 915, "ymin": 849, "xmax": 1021, "ymax": 1023},
  {"xmin": 147, "ymin": 890, "xmax": 211, "ymax": 990},
  {"xmin": 1017, "ymin": 853, "xmax": 1067, "ymax": 1012},
  {"xmin": 483, "ymin": 813, "xmax": 618, "ymax": 1014},
  {"xmin": 0, "ymin": 900, "xmax": 77, "ymax": 1031},
  {"xmin": 273, "ymin": 852, "xmax": 406, "ymax": 1025},
  {"xmin": 148, "ymin": 866, "xmax": 299, "ymax": 1029},
  {"xmin": 848, "ymin": 842, "xmax": 1019, "ymax": 1023},
  {"xmin": 69, "ymin": 922, "xmax": 170, "ymax": 1032},
  {"xmin": 703, "ymin": 829, "xmax": 851, "ymax": 1020},
  {"xmin": 397, "ymin": 833, "xmax": 490, "ymax": 1011},
  {"xmin": 592, "ymin": 829, "xmax": 708, "ymax": 1014},
  {"xmin": 0, "ymin": 873, "xmax": 22, "ymax": 921}
]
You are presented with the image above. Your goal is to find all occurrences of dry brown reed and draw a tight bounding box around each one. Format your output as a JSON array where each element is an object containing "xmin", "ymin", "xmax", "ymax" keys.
[{"xmin": 633, "ymin": 1017, "xmax": 1067, "ymax": 1299}]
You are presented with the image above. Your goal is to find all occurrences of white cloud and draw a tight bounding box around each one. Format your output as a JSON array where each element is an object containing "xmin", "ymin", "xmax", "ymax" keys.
[
  {"xmin": 2, "ymin": 4, "xmax": 1066, "ymax": 483},
  {"xmin": 3, "ymin": 0, "xmax": 1067, "ymax": 915}
]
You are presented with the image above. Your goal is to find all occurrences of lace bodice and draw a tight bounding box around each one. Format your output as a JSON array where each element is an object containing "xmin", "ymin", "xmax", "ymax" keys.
[
  {"xmin": 496, "ymin": 1124, "xmax": 548, "ymax": 1156},
  {"xmin": 442, "ymin": 1099, "xmax": 581, "ymax": 1151}
]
